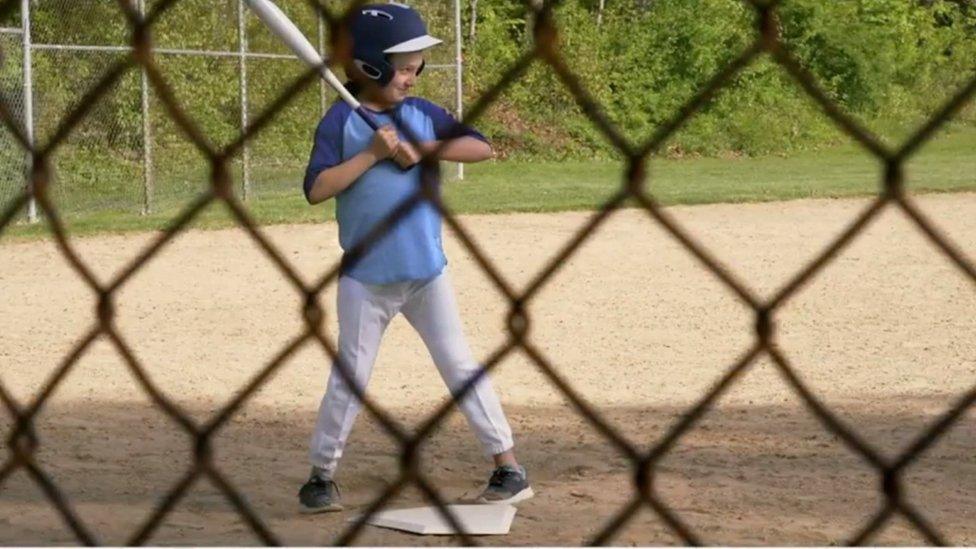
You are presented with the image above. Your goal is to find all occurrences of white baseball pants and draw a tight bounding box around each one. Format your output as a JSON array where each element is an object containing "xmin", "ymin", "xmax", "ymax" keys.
[{"xmin": 309, "ymin": 271, "xmax": 515, "ymax": 475}]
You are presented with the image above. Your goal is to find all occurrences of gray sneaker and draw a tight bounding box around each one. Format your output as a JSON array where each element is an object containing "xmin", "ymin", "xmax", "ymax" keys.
[
  {"xmin": 476, "ymin": 465, "xmax": 535, "ymax": 505},
  {"xmin": 298, "ymin": 472, "xmax": 343, "ymax": 514}
]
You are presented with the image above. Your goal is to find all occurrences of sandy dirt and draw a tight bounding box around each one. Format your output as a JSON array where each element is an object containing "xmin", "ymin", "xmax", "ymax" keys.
[{"xmin": 1, "ymin": 193, "xmax": 975, "ymax": 545}]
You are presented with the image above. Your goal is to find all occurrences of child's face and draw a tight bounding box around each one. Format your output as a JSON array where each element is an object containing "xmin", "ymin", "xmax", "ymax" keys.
[{"xmin": 378, "ymin": 51, "xmax": 424, "ymax": 104}]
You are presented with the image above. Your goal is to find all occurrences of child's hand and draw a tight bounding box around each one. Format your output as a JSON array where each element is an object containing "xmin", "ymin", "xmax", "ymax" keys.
[
  {"xmin": 393, "ymin": 141, "xmax": 423, "ymax": 169},
  {"xmin": 369, "ymin": 125, "xmax": 400, "ymax": 160}
]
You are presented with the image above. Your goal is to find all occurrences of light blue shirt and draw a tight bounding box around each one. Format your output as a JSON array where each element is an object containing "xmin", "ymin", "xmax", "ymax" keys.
[{"xmin": 303, "ymin": 97, "xmax": 487, "ymax": 285}]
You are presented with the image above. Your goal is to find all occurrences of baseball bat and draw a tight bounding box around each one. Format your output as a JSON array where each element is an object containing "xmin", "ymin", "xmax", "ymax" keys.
[{"xmin": 244, "ymin": 0, "xmax": 380, "ymax": 130}]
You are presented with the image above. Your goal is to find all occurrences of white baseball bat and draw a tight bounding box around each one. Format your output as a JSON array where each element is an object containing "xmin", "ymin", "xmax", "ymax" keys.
[{"xmin": 244, "ymin": 0, "xmax": 380, "ymax": 130}]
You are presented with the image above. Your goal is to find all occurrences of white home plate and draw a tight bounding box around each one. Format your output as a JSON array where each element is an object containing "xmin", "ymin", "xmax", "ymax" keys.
[{"xmin": 356, "ymin": 504, "xmax": 518, "ymax": 535}]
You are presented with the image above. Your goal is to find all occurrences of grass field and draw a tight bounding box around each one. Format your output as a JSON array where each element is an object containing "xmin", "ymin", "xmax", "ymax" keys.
[{"xmin": 3, "ymin": 126, "xmax": 975, "ymax": 241}]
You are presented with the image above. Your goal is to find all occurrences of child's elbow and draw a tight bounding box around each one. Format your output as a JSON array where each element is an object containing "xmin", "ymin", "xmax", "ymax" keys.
[
  {"xmin": 305, "ymin": 188, "xmax": 331, "ymax": 205},
  {"xmin": 475, "ymin": 141, "xmax": 494, "ymax": 162},
  {"xmin": 304, "ymin": 171, "xmax": 332, "ymax": 204}
]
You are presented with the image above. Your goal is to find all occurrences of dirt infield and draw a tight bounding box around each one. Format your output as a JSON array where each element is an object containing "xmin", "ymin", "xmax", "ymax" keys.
[{"xmin": 2, "ymin": 193, "xmax": 975, "ymax": 545}]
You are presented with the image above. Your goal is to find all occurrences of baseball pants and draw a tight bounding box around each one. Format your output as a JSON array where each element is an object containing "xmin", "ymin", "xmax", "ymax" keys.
[{"xmin": 309, "ymin": 271, "xmax": 515, "ymax": 475}]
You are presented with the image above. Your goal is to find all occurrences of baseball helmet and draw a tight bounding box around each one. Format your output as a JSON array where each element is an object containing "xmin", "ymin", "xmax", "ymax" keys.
[{"xmin": 348, "ymin": 3, "xmax": 443, "ymax": 86}]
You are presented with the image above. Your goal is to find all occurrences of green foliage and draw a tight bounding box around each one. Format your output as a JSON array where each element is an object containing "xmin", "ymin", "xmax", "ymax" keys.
[
  {"xmin": 3, "ymin": 0, "xmax": 974, "ymax": 218},
  {"xmin": 464, "ymin": 0, "xmax": 976, "ymax": 158},
  {"xmin": 21, "ymin": 0, "xmax": 976, "ymax": 161}
]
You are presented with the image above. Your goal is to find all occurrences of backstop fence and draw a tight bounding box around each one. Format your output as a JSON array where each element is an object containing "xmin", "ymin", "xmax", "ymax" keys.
[{"xmin": 1, "ymin": 0, "xmax": 975, "ymax": 545}]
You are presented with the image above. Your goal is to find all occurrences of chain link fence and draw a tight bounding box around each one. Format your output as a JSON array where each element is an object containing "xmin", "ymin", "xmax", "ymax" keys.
[
  {"xmin": 1, "ymin": 0, "xmax": 975, "ymax": 545},
  {"xmin": 0, "ymin": 0, "xmax": 462, "ymax": 222},
  {"xmin": 0, "ymin": 26, "xmax": 25, "ymax": 210}
]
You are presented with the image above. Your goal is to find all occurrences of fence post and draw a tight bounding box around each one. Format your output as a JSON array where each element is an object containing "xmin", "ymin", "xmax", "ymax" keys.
[
  {"xmin": 454, "ymin": 0, "xmax": 464, "ymax": 180},
  {"xmin": 21, "ymin": 0, "xmax": 36, "ymax": 223},
  {"xmin": 238, "ymin": 0, "xmax": 251, "ymax": 201},
  {"xmin": 318, "ymin": 9, "xmax": 327, "ymax": 118},
  {"xmin": 139, "ymin": 0, "xmax": 153, "ymax": 215}
]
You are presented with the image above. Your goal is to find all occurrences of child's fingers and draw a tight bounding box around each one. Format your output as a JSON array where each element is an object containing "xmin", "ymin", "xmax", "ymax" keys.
[
  {"xmin": 393, "ymin": 142, "xmax": 421, "ymax": 169},
  {"xmin": 372, "ymin": 126, "xmax": 400, "ymax": 158},
  {"xmin": 384, "ymin": 127, "xmax": 399, "ymax": 151}
]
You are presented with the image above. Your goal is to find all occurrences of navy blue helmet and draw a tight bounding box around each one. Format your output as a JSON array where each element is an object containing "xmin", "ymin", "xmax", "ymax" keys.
[{"xmin": 349, "ymin": 3, "xmax": 443, "ymax": 86}]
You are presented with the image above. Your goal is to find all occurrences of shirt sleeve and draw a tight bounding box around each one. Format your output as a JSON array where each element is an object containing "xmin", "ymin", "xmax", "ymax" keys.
[
  {"xmin": 411, "ymin": 98, "xmax": 489, "ymax": 144},
  {"xmin": 303, "ymin": 103, "xmax": 351, "ymax": 201}
]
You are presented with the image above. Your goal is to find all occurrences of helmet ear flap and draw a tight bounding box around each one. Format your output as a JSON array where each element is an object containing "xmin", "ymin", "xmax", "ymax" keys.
[
  {"xmin": 353, "ymin": 57, "xmax": 395, "ymax": 86},
  {"xmin": 354, "ymin": 60, "xmax": 384, "ymax": 81}
]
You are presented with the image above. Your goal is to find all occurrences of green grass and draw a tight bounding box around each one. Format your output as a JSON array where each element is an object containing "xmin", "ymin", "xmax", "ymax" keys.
[{"xmin": 4, "ymin": 127, "xmax": 975, "ymax": 241}]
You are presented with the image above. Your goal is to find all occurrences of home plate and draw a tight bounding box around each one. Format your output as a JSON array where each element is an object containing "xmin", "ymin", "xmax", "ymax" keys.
[{"xmin": 354, "ymin": 504, "xmax": 518, "ymax": 535}]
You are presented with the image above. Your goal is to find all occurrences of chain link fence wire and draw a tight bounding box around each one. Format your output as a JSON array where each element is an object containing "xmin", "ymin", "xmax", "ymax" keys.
[
  {"xmin": 31, "ymin": 47, "xmax": 146, "ymax": 214},
  {"xmin": 30, "ymin": 0, "xmax": 132, "ymax": 47},
  {"xmin": 240, "ymin": 0, "xmax": 461, "ymax": 202},
  {"xmin": 0, "ymin": 0, "xmax": 461, "ymax": 221},
  {"xmin": 243, "ymin": 0, "xmax": 332, "ymax": 203},
  {"xmin": 0, "ymin": 28, "xmax": 25, "ymax": 208},
  {"xmin": 0, "ymin": 0, "xmax": 975, "ymax": 545}
]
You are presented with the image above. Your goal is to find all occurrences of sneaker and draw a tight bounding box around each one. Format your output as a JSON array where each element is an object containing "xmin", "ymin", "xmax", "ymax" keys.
[
  {"xmin": 298, "ymin": 473, "xmax": 343, "ymax": 514},
  {"xmin": 476, "ymin": 465, "xmax": 534, "ymax": 505}
]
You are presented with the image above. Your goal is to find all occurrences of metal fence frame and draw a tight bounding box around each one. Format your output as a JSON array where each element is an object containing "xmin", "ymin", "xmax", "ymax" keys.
[
  {"xmin": 1, "ymin": 0, "xmax": 975, "ymax": 545},
  {"xmin": 11, "ymin": 0, "xmax": 465, "ymax": 223}
]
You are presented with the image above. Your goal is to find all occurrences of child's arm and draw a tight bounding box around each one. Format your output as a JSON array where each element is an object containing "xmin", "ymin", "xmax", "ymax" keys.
[
  {"xmin": 306, "ymin": 125, "xmax": 400, "ymax": 204},
  {"xmin": 392, "ymin": 99, "xmax": 494, "ymax": 169},
  {"xmin": 394, "ymin": 137, "xmax": 493, "ymax": 168},
  {"xmin": 433, "ymin": 137, "xmax": 494, "ymax": 162}
]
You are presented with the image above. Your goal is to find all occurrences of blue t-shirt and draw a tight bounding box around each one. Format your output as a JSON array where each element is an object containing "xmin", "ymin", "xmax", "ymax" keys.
[{"xmin": 303, "ymin": 97, "xmax": 488, "ymax": 285}]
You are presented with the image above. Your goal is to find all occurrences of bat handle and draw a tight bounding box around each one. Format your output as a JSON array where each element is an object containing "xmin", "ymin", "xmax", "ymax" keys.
[
  {"xmin": 353, "ymin": 105, "xmax": 414, "ymax": 172},
  {"xmin": 313, "ymin": 64, "xmax": 380, "ymax": 131},
  {"xmin": 354, "ymin": 106, "xmax": 382, "ymax": 131}
]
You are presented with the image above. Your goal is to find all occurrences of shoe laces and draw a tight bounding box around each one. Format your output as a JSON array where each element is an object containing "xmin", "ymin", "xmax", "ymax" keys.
[
  {"xmin": 488, "ymin": 466, "xmax": 521, "ymax": 488},
  {"xmin": 310, "ymin": 476, "xmax": 340, "ymax": 495}
]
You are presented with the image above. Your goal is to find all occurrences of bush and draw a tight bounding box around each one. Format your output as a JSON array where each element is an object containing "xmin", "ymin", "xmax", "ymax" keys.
[{"xmin": 464, "ymin": 0, "xmax": 976, "ymax": 159}]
